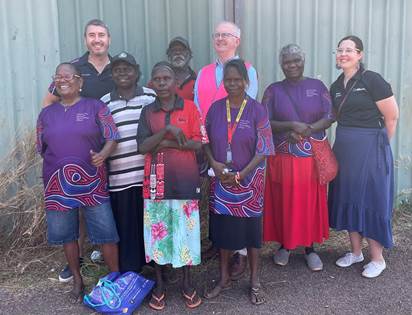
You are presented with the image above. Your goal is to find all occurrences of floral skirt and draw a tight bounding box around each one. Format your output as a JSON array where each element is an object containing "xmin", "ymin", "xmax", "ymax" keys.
[{"xmin": 143, "ymin": 199, "xmax": 201, "ymax": 268}]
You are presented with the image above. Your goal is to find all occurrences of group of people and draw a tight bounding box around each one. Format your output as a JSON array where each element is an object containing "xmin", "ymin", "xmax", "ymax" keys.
[{"xmin": 36, "ymin": 18, "xmax": 399, "ymax": 310}]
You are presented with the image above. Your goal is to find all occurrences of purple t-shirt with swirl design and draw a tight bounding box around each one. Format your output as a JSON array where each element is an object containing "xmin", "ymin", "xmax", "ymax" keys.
[{"xmin": 36, "ymin": 98, "xmax": 119, "ymax": 211}]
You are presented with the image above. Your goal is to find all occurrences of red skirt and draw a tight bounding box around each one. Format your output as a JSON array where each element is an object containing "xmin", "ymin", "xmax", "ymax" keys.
[{"xmin": 263, "ymin": 154, "xmax": 329, "ymax": 249}]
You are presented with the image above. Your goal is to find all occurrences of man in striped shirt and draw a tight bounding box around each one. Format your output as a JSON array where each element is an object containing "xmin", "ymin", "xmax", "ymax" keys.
[{"xmin": 101, "ymin": 51, "xmax": 155, "ymax": 272}]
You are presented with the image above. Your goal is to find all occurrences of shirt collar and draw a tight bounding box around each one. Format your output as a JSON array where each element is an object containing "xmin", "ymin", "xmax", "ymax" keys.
[
  {"xmin": 215, "ymin": 55, "xmax": 239, "ymax": 66},
  {"xmin": 337, "ymin": 64, "xmax": 365, "ymax": 87},
  {"xmin": 153, "ymin": 95, "xmax": 184, "ymax": 112},
  {"xmin": 109, "ymin": 85, "xmax": 144, "ymax": 101},
  {"xmin": 79, "ymin": 51, "xmax": 112, "ymax": 66}
]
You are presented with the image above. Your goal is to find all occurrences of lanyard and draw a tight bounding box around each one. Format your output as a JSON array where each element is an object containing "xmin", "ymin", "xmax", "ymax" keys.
[{"xmin": 226, "ymin": 98, "xmax": 247, "ymax": 145}]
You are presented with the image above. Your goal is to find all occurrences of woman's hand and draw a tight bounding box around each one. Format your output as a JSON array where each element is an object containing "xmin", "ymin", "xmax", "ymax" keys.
[
  {"xmin": 292, "ymin": 121, "xmax": 311, "ymax": 136},
  {"xmin": 288, "ymin": 131, "xmax": 302, "ymax": 144},
  {"xmin": 90, "ymin": 149, "xmax": 106, "ymax": 167},
  {"xmin": 167, "ymin": 125, "xmax": 187, "ymax": 147},
  {"xmin": 210, "ymin": 160, "xmax": 227, "ymax": 180},
  {"xmin": 220, "ymin": 172, "xmax": 237, "ymax": 186}
]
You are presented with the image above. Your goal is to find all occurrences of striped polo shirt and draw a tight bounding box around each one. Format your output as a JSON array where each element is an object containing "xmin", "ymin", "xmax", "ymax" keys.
[{"xmin": 101, "ymin": 86, "xmax": 156, "ymax": 192}]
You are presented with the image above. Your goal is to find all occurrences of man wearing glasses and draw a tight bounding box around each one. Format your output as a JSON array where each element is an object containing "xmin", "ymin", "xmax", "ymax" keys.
[
  {"xmin": 194, "ymin": 21, "xmax": 258, "ymax": 122},
  {"xmin": 41, "ymin": 19, "xmax": 115, "ymax": 283},
  {"xmin": 194, "ymin": 21, "xmax": 258, "ymax": 280}
]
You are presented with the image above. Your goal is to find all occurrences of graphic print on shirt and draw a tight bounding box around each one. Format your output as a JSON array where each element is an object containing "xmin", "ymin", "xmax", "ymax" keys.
[
  {"xmin": 209, "ymin": 166, "xmax": 265, "ymax": 217},
  {"xmin": 44, "ymin": 162, "xmax": 109, "ymax": 210}
]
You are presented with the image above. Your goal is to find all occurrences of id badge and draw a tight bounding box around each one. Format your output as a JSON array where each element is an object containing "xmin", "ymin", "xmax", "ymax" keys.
[{"xmin": 226, "ymin": 146, "xmax": 232, "ymax": 164}]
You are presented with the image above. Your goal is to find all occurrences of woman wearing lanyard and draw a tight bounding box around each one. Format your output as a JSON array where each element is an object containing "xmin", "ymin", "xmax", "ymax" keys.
[
  {"xmin": 204, "ymin": 59, "xmax": 274, "ymax": 305},
  {"xmin": 329, "ymin": 35, "xmax": 399, "ymax": 278}
]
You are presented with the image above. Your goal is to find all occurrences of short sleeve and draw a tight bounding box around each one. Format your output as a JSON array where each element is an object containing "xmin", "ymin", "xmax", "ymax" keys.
[
  {"xmin": 193, "ymin": 68, "xmax": 203, "ymax": 109},
  {"xmin": 246, "ymin": 66, "xmax": 258, "ymax": 99},
  {"xmin": 137, "ymin": 105, "xmax": 153, "ymax": 147},
  {"xmin": 36, "ymin": 114, "xmax": 46, "ymax": 156},
  {"xmin": 364, "ymin": 71, "xmax": 393, "ymax": 102},
  {"xmin": 96, "ymin": 104, "xmax": 120, "ymax": 141},
  {"xmin": 318, "ymin": 81, "xmax": 335, "ymax": 120},
  {"xmin": 255, "ymin": 103, "xmax": 275, "ymax": 156},
  {"xmin": 261, "ymin": 84, "xmax": 276, "ymax": 121},
  {"xmin": 205, "ymin": 101, "xmax": 215, "ymax": 139}
]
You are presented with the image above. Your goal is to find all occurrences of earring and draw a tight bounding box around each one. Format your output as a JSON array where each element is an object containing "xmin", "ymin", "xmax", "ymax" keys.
[{"xmin": 79, "ymin": 88, "xmax": 82, "ymax": 92}]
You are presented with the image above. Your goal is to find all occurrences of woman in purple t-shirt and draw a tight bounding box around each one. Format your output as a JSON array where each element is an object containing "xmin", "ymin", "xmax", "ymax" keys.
[
  {"xmin": 36, "ymin": 63, "xmax": 120, "ymax": 302},
  {"xmin": 262, "ymin": 44, "xmax": 333, "ymax": 271},
  {"xmin": 204, "ymin": 59, "xmax": 274, "ymax": 305}
]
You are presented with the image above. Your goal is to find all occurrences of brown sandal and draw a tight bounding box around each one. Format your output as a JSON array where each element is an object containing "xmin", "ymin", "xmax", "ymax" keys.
[
  {"xmin": 182, "ymin": 289, "xmax": 202, "ymax": 309},
  {"xmin": 149, "ymin": 292, "xmax": 166, "ymax": 311},
  {"xmin": 250, "ymin": 286, "xmax": 266, "ymax": 305}
]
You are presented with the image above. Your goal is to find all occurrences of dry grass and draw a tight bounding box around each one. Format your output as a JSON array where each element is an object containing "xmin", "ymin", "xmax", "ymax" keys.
[
  {"xmin": 0, "ymin": 130, "xmax": 411, "ymax": 280},
  {"xmin": 0, "ymin": 130, "xmax": 46, "ymax": 270}
]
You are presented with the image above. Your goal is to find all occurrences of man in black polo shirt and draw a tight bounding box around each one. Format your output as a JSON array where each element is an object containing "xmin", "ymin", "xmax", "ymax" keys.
[
  {"xmin": 41, "ymin": 19, "xmax": 115, "ymax": 283},
  {"xmin": 42, "ymin": 18, "xmax": 114, "ymax": 105}
]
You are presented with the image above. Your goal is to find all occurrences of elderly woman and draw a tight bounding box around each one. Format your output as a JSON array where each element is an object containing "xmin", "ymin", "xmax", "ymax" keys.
[
  {"xmin": 329, "ymin": 35, "xmax": 399, "ymax": 278},
  {"xmin": 204, "ymin": 59, "xmax": 274, "ymax": 305},
  {"xmin": 36, "ymin": 63, "xmax": 120, "ymax": 301},
  {"xmin": 137, "ymin": 62, "xmax": 205, "ymax": 310},
  {"xmin": 262, "ymin": 44, "xmax": 333, "ymax": 271}
]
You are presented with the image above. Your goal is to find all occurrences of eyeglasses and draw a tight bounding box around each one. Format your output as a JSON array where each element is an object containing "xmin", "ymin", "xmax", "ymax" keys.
[
  {"xmin": 334, "ymin": 48, "xmax": 360, "ymax": 55},
  {"xmin": 212, "ymin": 32, "xmax": 238, "ymax": 40},
  {"xmin": 52, "ymin": 74, "xmax": 81, "ymax": 81}
]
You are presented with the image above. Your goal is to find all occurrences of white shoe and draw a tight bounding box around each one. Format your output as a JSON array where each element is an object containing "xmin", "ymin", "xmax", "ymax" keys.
[
  {"xmin": 362, "ymin": 260, "xmax": 386, "ymax": 278},
  {"xmin": 336, "ymin": 252, "xmax": 364, "ymax": 268}
]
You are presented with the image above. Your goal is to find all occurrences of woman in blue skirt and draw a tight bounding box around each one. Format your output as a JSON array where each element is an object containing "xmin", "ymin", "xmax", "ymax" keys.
[{"xmin": 329, "ymin": 35, "xmax": 399, "ymax": 278}]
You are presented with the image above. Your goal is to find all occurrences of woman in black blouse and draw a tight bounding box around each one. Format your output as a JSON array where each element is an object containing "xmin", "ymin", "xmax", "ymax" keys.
[{"xmin": 329, "ymin": 35, "xmax": 399, "ymax": 278}]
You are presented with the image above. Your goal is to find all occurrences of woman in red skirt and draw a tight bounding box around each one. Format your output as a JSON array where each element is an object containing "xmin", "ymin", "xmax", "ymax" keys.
[{"xmin": 262, "ymin": 44, "xmax": 333, "ymax": 271}]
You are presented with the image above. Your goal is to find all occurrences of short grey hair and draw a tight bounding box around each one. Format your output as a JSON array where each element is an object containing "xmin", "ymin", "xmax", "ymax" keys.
[
  {"xmin": 216, "ymin": 21, "xmax": 241, "ymax": 38},
  {"xmin": 84, "ymin": 19, "xmax": 110, "ymax": 37},
  {"xmin": 279, "ymin": 44, "xmax": 305, "ymax": 64}
]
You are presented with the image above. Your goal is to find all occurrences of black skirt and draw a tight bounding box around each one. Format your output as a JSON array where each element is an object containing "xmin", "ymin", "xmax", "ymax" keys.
[
  {"xmin": 210, "ymin": 212, "xmax": 262, "ymax": 250},
  {"xmin": 110, "ymin": 186, "xmax": 146, "ymax": 272}
]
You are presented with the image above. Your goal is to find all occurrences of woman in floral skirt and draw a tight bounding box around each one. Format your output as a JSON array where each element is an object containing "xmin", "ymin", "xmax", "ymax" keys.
[{"xmin": 137, "ymin": 62, "xmax": 207, "ymax": 310}]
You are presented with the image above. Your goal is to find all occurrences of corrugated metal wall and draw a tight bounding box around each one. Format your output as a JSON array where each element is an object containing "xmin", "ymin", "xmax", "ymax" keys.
[
  {"xmin": 56, "ymin": 0, "xmax": 232, "ymax": 84},
  {"xmin": 1, "ymin": 0, "xmax": 411, "ymax": 196},
  {"xmin": 236, "ymin": 0, "xmax": 412, "ymax": 196},
  {"xmin": 0, "ymin": 0, "xmax": 60, "ymax": 156}
]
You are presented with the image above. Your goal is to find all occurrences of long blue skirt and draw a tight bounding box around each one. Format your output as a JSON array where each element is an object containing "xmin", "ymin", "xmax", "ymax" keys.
[{"xmin": 328, "ymin": 126, "xmax": 394, "ymax": 248}]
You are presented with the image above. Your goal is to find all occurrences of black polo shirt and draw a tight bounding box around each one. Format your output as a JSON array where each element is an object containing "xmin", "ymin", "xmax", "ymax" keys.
[
  {"xmin": 330, "ymin": 67, "xmax": 393, "ymax": 128},
  {"xmin": 49, "ymin": 52, "xmax": 114, "ymax": 100}
]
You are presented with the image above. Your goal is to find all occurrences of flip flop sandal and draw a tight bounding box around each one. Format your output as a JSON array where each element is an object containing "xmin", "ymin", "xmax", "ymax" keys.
[
  {"xmin": 204, "ymin": 282, "xmax": 232, "ymax": 299},
  {"xmin": 149, "ymin": 292, "xmax": 166, "ymax": 311},
  {"xmin": 182, "ymin": 289, "xmax": 202, "ymax": 309},
  {"xmin": 250, "ymin": 286, "xmax": 266, "ymax": 305}
]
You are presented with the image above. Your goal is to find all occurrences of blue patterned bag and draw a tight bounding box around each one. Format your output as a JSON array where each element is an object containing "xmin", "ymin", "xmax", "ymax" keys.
[{"xmin": 84, "ymin": 271, "xmax": 154, "ymax": 314}]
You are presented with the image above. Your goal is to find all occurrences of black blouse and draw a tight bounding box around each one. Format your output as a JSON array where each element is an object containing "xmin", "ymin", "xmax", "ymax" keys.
[{"xmin": 330, "ymin": 66, "xmax": 393, "ymax": 128}]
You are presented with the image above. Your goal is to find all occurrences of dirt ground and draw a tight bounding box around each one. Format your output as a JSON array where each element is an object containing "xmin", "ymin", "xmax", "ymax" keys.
[{"xmin": 1, "ymin": 211, "xmax": 411, "ymax": 315}]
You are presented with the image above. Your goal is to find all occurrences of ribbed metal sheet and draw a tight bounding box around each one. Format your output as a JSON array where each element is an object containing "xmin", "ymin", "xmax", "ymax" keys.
[
  {"xmin": 1, "ymin": 0, "xmax": 411, "ymax": 196},
  {"xmin": 0, "ymin": 0, "xmax": 229, "ymax": 160},
  {"xmin": 236, "ymin": 0, "xmax": 412, "ymax": 196},
  {"xmin": 56, "ymin": 0, "xmax": 229, "ymax": 84},
  {"xmin": 0, "ymin": 0, "xmax": 60, "ymax": 157}
]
